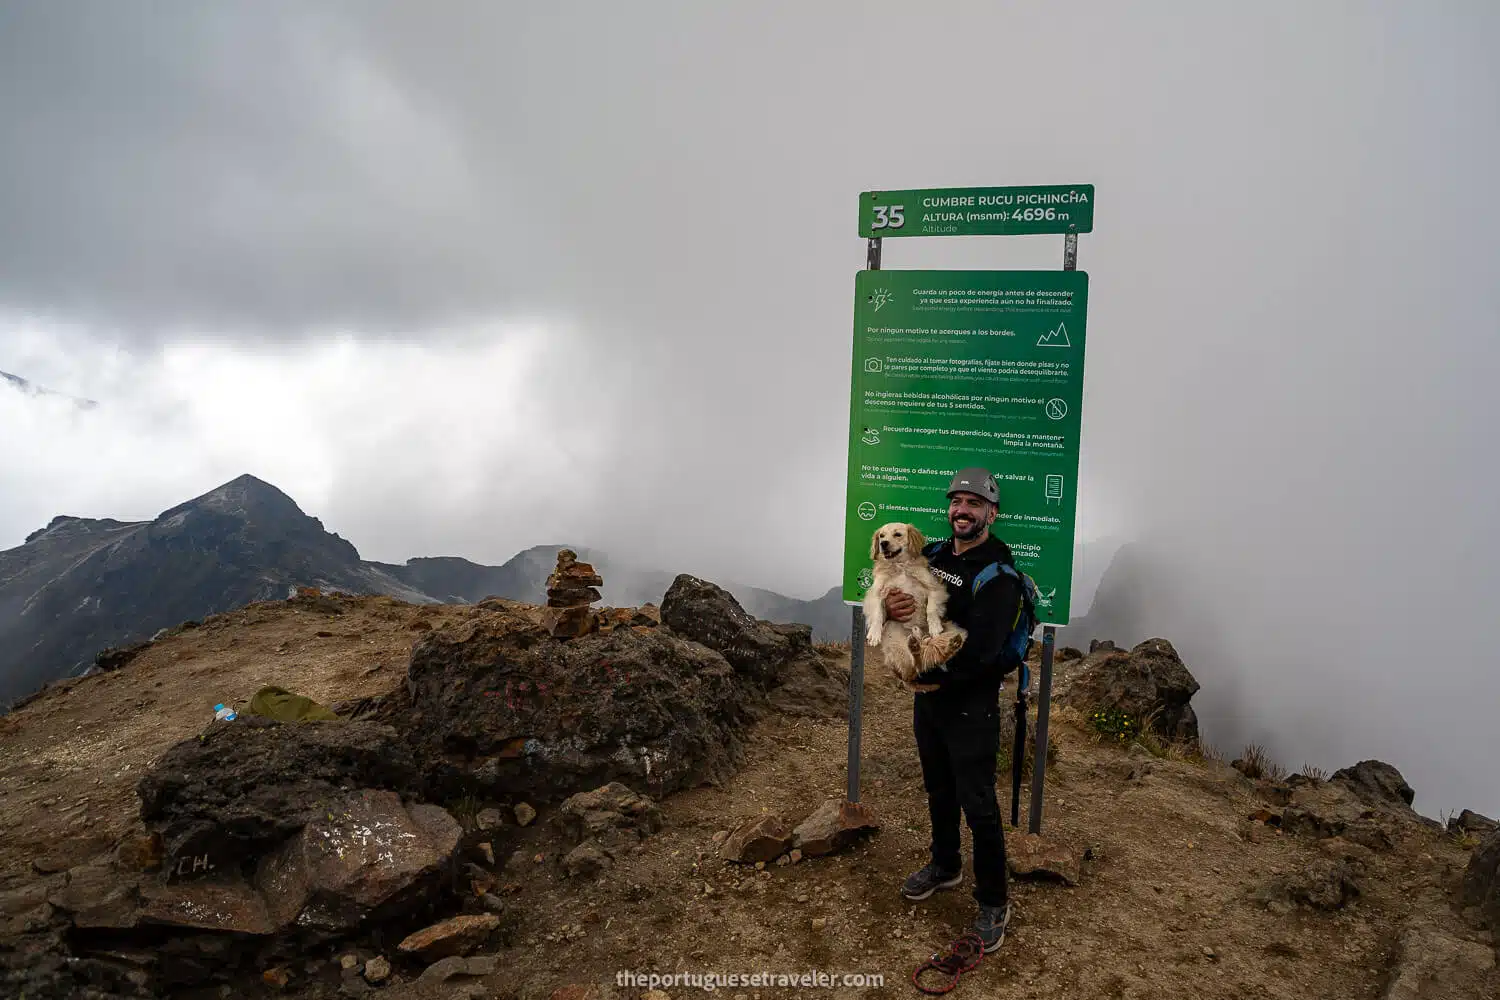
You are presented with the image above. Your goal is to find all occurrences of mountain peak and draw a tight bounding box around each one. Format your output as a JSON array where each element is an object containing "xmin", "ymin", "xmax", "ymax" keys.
[{"xmin": 168, "ymin": 475, "xmax": 302, "ymax": 518}]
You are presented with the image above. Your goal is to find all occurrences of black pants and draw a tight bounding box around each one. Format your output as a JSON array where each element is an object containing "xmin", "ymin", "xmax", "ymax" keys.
[{"xmin": 913, "ymin": 693, "xmax": 1008, "ymax": 907}]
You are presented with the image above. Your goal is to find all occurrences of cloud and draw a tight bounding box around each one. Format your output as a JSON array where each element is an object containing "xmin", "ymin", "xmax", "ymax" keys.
[{"xmin": 2, "ymin": 3, "xmax": 1499, "ymax": 815}]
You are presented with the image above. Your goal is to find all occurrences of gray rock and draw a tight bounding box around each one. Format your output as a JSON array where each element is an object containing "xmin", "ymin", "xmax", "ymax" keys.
[
  {"xmin": 417, "ymin": 954, "xmax": 498, "ymax": 984},
  {"xmin": 1463, "ymin": 829, "xmax": 1500, "ymax": 929},
  {"xmin": 254, "ymin": 789, "xmax": 460, "ymax": 931},
  {"xmin": 476, "ymin": 808, "xmax": 504, "ymax": 831},
  {"xmin": 1053, "ymin": 638, "xmax": 1200, "ymax": 741},
  {"xmin": 1251, "ymin": 860, "xmax": 1362, "ymax": 911},
  {"xmin": 1330, "ymin": 760, "xmax": 1415, "ymax": 810},
  {"xmin": 557, "ymin": 782, "xmax": 662, "ymax": 850},
  {"xmin": 1381, "ymin": 923, "xmax": 1494, "ymax": 999},
  {"xmin": 136, "ymin": 719, "xmax": 420, "ymax": 868},
  {"xmin": 1449, "ymin": 809, "xmax": 1498, "ymax": 838},
  {"xmin": 363, "ymin": 956, "xmax": 391, "ymax": 984},
  {"xmin": 404, "ymin": 603, "xmax": 754, "ymax": 803},
  {"xmin": 661, "ymin": 575, "xmax": 797, "ymax": 686},
  {"xmin": 563, "ymin": 841, "xmax": 611, "ymax": 878}
]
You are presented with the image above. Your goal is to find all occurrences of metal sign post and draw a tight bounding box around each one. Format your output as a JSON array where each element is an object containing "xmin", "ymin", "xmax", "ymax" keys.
[
  {"xmin": 846, "ymin": 235, "xmax": 882, "ymax": 803},
  {"xmin": 1027, "ymin": 226, "xmax": 1077, "ymax": 832}
]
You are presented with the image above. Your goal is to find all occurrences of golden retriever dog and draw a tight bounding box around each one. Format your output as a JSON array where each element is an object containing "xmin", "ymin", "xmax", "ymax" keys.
[{"xmin": 863, "ymin": 523, "xmax": 966, "ymax": 691}]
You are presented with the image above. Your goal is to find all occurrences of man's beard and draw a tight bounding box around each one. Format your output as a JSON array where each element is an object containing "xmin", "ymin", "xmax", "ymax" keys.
[{"xmin": 950, "ymin": 512, "xmax": 986, "ymax": 541}]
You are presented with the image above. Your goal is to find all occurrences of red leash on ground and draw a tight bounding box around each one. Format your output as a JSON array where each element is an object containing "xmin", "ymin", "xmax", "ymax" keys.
[{"xmin": 911, "ymin": 932, "xmax": 986, "ymax": 994}]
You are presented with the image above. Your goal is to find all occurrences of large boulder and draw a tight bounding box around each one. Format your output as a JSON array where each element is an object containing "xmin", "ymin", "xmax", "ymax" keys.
[
  {"xmin": 1381, "ymin": 922, "xmax": 1495, "ymax": 1000},
  {"xmin": 1449, "ymin": 809, "xmax": 1498, "ymax": 838},
  {"xmin": 661, "ymin": 575, "xmax": 799, "ymax": 686},
  {"xmin": 136, "ymin": 719, "xmax": 420, "ymax": 870},
  {"xmin": 1279, "ymin": 779, "xmax": 1422, "ymax": 852},
  {"xmin": 1463, "ymin": 829, "xmax": 1500, "ymax": 929},
  {"xmin": 1053, "ymin": 638, "xmax": 1200, "ymax": 741},
  {"xmin": 1330, "ymin": 760, "xmax": 1415, "ymax": 810},
  {"xmin": 662, "ymin": 577, "xmax": 848, "ymax": 716},
  {"xmin": 255, "ymin": 789, "xmax": 461, "ymax": 931},
  {"xmin": 404, "ymin": 604, "xmax": 755, "ymax": 802}
]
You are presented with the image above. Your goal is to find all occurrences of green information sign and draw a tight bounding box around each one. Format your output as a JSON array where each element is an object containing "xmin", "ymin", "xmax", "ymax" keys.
[
  {"xmin": 842, "ymin": 269, "xmax": 1089, "ymax": 624},
  {"xmin": 859, "ymin": 185, "xmax": 1094, "ymax": 238}
]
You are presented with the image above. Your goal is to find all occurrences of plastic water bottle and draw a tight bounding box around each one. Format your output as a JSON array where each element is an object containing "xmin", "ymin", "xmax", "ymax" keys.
[{"xmin": 213, "ymin": 703, "xmax": 238, "ymax": 722}]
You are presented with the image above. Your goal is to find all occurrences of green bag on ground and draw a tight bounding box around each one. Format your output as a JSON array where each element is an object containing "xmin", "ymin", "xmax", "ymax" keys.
[{"xmin": 247, "ymin": 685, "xmax": 339, "ymax": 722}]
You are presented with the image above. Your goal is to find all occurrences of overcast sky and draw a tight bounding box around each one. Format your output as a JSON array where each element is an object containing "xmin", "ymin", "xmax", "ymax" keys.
[{"xmin": 2, "ymin": 3, "xmax": 1497, "ymax": 816}]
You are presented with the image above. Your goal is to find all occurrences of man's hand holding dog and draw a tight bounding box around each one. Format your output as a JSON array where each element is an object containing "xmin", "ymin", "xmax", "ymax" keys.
[{"xmin": 884, "ymin": 588, "xmax": 918, "ymax": 623}]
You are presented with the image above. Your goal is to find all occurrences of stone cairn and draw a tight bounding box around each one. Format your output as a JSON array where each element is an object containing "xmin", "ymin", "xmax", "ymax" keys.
[{"xmin": 541, "ymin": 549, "xmax": 603, "ymax": 638}]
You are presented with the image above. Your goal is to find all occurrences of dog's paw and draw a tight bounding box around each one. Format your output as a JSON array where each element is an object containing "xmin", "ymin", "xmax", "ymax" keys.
[
  {"xmin": 865, "ymin": 628, "xmax": 882, "ymax": 647},
  {"xmin": 906, "ymin": 681, "xmax": 942, "ymax": 694}
]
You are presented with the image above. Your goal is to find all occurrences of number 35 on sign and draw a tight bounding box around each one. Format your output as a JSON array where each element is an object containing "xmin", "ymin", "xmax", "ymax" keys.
[{"xmin": 870, "ymin": 205, "xmax": 905, "ymax": 230}]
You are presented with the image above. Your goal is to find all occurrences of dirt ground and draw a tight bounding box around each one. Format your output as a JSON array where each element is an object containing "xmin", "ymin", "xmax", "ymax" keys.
[{"xmin": 0, "ymin": 597, "xmax": 1493, "ymax": 999}]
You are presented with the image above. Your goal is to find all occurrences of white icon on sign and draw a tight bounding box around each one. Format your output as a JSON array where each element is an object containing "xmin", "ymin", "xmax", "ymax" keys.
[
  {"xmin": 1044, "ymin": 475, "xmax": 1064, "ymax": 505},
  {"xmin": 870, "ymin": 288, "xmax": 894, "ymax": 312},
  {"xmin": 1035, "ymin": 585, "xmax": 1056, "ymax": 609},
  {"xmin": 857, "ymin": 568, "xmax": 874, "ymax": 589},
  {"xmin": 856, "ymin": 502, "xmax": 877, "ymax": 521},
  {"xmin": 864, "ymin": 357, "xmax": 883, "ymax": 373},
  {"xmin": 1037, "ymin": 322, "xmax": 1072, "ymax": 348},
  {"xmin": 1045, "ymin": 398, "xmax": 1068, "ymax": 420},
  {"xmin": 861, "ymin": 428, "xmax": 880, "ymax": 446}
]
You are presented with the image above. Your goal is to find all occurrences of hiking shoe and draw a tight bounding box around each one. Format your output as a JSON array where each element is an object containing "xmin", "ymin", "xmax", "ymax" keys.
[
  {"xmin": 974, "ymin": 901, "xmax": 1013, "ymax": 953},
  {"xmin": 901, "ymin": 863, "xmax": 962, "ymax": 901}
]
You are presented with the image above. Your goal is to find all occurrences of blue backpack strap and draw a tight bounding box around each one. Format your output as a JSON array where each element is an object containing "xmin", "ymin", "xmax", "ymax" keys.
[
  {"xmin": 921, "ymin": 539, "xmax": 947, "ymax": 559},
  {"xmin": 971, "ymin": 560, "xmax": 1007, "ymax": 596}
]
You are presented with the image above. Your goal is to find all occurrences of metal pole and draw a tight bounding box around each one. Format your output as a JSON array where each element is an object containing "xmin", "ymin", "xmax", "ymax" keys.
[
  {"xmin": 847, "ymin": 606, "xmax": 865, "ymax": 803},
  {"xmin": 1026, "ymin": 224, "xmax": 1078, "ymax": 833},
  {"xmin": 847, "ymin": 235, "xmax": 881, "ymax": 804},
  {"xmin": 1027, "ymin": 627, "xmax": 1054, "ymax": 832}
]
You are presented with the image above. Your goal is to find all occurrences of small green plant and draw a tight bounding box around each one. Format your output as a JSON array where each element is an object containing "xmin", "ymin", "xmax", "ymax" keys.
[
  {"xmin": 1088, "ymin": 707, "xmax": 1139, "ymax": 742},
  {"xmin": 447, "ymin": 792, "xmax": 483, "ymax": 830}
]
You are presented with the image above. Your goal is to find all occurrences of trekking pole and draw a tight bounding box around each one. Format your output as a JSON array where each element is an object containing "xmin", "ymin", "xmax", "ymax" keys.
[
  {"xmin": 846, "ymin": 234, "xmax": 881, "ymax": 804},
  {"xmin": 847, "ymin": 606, "xmax": 865, "ymax": 803},
  {"xmin": 1010, "ymin": 663, "xmax": 1029, "ymax": 826}
]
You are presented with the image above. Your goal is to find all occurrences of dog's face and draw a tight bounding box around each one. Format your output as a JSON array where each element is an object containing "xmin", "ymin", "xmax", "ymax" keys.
[{"xmin": 870, "ymin": 522, "xmax": 926, "ymax": 563}]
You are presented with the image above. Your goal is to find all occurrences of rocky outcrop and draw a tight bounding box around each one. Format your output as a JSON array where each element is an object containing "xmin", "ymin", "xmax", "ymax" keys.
[
  {"xmin": 1279, "ymin": 776, "xmax": 1429, "ymax": 852},
  {"xmin": 662, "ymin": 576, "xmax": 847, "ymax": 717},
  {"xmin": 1053, "ymin": 638, "xmax": 1200, "ymax": 741},
  {"xmin": 1448, "ymin": 809, "xmax": 1498, "ymax": 838},
  {"xmin": 1251, "ymin": 859, "xmax": 1363, "ymax": 913},
  {"xmin": 1380, "ymin": 922, "xmax": 1495, "ymax": 1000},
  {"xmin": 404, "ymin": 604, "xmax": 755, "ymax": 802},
  {"xmin": 1463, "ymin": 829, "xmax": 1500, "ymax": 929},
  {"xmin": 137, "ymin": 719, "xmax": 420, "ymax": 868},
  {"xmin": 1330, "ymin": 760, "xmax": 1415, "ymax": 811},
  {"xmin": 662, "ymin": 575, "xmax": 799, "ymax": 687}
]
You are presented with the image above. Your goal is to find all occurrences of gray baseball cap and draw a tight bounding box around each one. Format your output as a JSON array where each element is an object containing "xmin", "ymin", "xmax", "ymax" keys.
[{"xmin": 947, "ymin": 467, "xmax": 1000, "ymax": 504}]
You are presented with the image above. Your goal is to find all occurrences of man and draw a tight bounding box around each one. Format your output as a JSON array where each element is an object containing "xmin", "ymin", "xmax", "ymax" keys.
[{"xmin": 884, "ymin": 466, "xmax": 1023, "ymax": 953}]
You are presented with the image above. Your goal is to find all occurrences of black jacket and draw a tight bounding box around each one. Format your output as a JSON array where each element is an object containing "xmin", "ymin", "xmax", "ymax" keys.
[{"xmin": 913, "ymin": 534, "xmax": 1023, "ymax": 705}]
